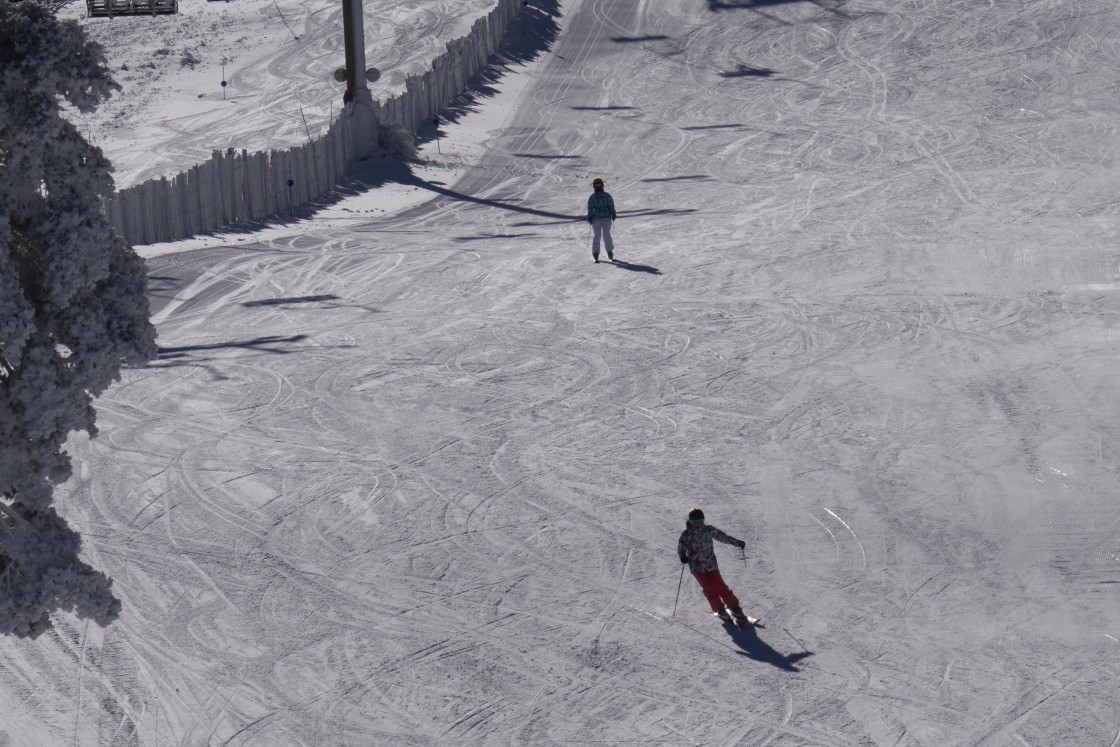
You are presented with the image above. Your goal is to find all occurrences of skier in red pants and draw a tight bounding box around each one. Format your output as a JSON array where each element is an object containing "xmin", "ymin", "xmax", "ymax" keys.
[{"xmin": 678, "ymin": 508, "xmax": 749, "ymax": 625}]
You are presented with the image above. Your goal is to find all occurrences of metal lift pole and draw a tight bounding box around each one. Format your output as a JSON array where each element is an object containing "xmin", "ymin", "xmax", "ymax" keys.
[{"xmin": 341, "ymin": 0, "xmax": 376, "ymax": 158}]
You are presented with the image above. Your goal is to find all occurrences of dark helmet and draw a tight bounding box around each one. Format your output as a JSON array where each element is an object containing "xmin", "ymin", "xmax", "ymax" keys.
[
  {"xmin": 687, "ymin": 508, "xmax": 704, "ymax": 526},
  {"xmin": 592, "ymin": 177, "xmax": 604, "ymax": 188}
]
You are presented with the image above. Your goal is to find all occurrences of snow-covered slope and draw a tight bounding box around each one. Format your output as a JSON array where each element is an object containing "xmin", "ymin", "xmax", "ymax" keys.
[{"xmin": 5, "ymin": 0, "xmax": 1120, "ymax": 743}]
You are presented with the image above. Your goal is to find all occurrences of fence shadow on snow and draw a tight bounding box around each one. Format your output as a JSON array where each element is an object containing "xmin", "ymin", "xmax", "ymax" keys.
[{"xmin": 411, "ymin": 0, "xmax": 561, "ymax": 149}]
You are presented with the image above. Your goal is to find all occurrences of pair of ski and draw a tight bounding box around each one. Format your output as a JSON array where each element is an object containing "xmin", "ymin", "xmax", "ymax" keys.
[{"xmin": 716, "ymin": 610, "xmax": 763, "ymax": 629}]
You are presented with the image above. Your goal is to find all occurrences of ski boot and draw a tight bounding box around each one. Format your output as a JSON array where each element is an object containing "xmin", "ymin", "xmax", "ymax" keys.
[{"xmin": 729, "ymin": 607, "xmax": 762, "ymax": 628}]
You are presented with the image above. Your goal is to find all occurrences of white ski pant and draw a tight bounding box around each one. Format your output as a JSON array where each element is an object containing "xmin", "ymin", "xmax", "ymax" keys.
[{"xmin": 591, "ymin": 217, "xmax": 614, "ymax": 259}]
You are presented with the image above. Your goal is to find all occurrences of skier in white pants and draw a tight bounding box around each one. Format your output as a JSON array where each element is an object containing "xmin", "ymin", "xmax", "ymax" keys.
[{"xmin": 587, "ymin": 177, "xmax": 617, "ymax": 263}]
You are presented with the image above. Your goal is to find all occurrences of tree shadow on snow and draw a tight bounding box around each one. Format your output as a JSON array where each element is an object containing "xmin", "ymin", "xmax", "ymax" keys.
[
  {"xmin": 152, "ymin": 334, "xmax": 310, "ymax": 365},
  {"xmin": 723, "ymin": 623, "xmax": 813, "ymax": 671}
]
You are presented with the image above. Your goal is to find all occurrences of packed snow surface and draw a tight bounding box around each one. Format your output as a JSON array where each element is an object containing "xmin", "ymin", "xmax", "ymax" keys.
[{"xmin": 5, "ymin": 0, "xmax": 1120, "ymax": 743}]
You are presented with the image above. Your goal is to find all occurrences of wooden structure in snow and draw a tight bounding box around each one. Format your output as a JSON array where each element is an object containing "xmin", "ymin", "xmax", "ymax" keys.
[{"xmin": 86, "ymin": 0, "xmax": 178, "ymax": 17}]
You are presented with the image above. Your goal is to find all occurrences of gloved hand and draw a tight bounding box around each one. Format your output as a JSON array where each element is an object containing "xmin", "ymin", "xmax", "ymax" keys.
[
  {"xmin": 587, "ymin": 216, "xmax": 594, "ymax": 224},
  {"xmin": 736, "ymin": 540, "xmax": 746, "ymax": 549},
  {"xmin": 679, "ymin": 555, "xmax": 688, "ymax": 564}
]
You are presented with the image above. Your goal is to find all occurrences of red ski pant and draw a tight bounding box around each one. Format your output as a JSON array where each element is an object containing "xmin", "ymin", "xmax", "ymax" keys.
[{"xmin": 693, "ymin": 569, "xmax": 740, "ymax": 613}]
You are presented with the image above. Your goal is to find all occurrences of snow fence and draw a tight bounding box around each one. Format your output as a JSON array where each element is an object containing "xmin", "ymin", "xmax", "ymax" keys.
[
  {"xmin": 104, "ymin": 0, "xmax": 520, "ymax": 246},
  {"xmin": 103, "ymin": 131, "xmax": 353, "ymax": 246}
]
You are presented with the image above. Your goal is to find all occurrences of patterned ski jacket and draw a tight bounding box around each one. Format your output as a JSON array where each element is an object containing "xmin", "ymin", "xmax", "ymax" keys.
[
  {"xmin": 678, "ymin": 523, "xmax": 742, "ymax": 574},
  {"xmin": 587, "ymin": 191, "xmax": 616, "ymax": 220}
]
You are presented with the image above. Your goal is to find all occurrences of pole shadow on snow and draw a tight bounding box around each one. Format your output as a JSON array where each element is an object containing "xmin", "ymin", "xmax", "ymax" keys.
[
  {"xmin": 722, "ymin": 623, "xmax": 813, "ymax": 671},
  {"xmin": 681, "ymin": 124, "xmax": 748, "ymax": 131},
  {"xmin": 610, "ymin": 259, "xmax": 661, "ymax": 274},
  {"xmin": 610, "ymin": 34, "xmax": 671, "ymax": 43},
  {"xmin": 641, "ymin": 174, "xmax": 714, "ymax": 183},
  {"xmin": 359, "ymin": 158, "xmax": 581, "ymax": 221},
  {"xmin": 344, "ymin": 160, "xmax": 683, "ymax": 270},
  {"xmin": 708, "ymin": 0, "xmax": 848, "ymax": 18},
  {"xmin": 347, "ymin": 157, "xmax": 698, "ymax": 229},
  {"xmin": 453, "ymin": 233, "xmax": 540, "ymax": 242},
  {"xmin": 510, "ymin": 153, "xmax": 586, "ymax": 160},
  {"xmin": 718, "ymin": 65, "xmax": 777, "ymax": 78},
  {"xmin": 618, "ymin": 208, "xmax": 697, "ymax": 218},
  {"xmin": 570, "ymin": 105, "xmax": 636, "ymax": 112},
  {"xmin": 241, "ymin": 294, "xmax": 340, "ymax": 307}
]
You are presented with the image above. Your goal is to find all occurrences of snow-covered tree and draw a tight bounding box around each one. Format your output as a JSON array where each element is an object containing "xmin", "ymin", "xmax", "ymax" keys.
[{"xmin": 0, "ymin": 0, "xmax": 156, "ymax": 636}]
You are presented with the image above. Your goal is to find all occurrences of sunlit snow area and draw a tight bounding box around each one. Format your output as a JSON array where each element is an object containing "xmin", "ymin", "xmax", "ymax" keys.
[{"xmin": 5, "ymin": 0, "xmax": 1120, "ymax": 743}]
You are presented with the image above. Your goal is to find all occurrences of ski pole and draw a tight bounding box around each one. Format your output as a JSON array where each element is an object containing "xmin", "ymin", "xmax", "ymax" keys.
[
  {"xmin": 784, "ymin": 627, "xmax": 809, "ymax": 654},
  {"xmin": 672, "ymin": 564, "xmax": 685, "ymax": 619}
]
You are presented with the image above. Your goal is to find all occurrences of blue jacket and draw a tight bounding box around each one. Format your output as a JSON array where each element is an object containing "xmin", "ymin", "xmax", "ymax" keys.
[
  {"xmin": 678, "ymin": 523, "xmax": 742, "ymax": 574},
  {"xmin": 587, "ymin": 191, "xmax": 616, "ymax": 220}
]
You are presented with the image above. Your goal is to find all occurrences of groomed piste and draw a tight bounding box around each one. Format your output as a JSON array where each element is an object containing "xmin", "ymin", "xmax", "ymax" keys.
[{"xmin": 5, "ymin": 0, "xmax": 1120, "ymax": 743}]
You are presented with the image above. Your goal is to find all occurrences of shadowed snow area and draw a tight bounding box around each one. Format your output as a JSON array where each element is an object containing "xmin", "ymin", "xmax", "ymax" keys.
[{"xmin": 6, "ymin": 0, "xmax": 1120, "ymax": 743}]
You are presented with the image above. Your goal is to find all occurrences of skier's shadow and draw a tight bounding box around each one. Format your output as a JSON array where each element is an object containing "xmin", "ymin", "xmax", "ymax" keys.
[{"xmin": 722, "ymin": 623, "xmax": 813, "ymax": 671}]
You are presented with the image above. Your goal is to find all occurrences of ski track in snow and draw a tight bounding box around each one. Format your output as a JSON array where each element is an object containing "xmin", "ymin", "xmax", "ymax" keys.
[{"xmin": 5, "ymin": 0, "xmax": 1120, "ymax": 743}]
